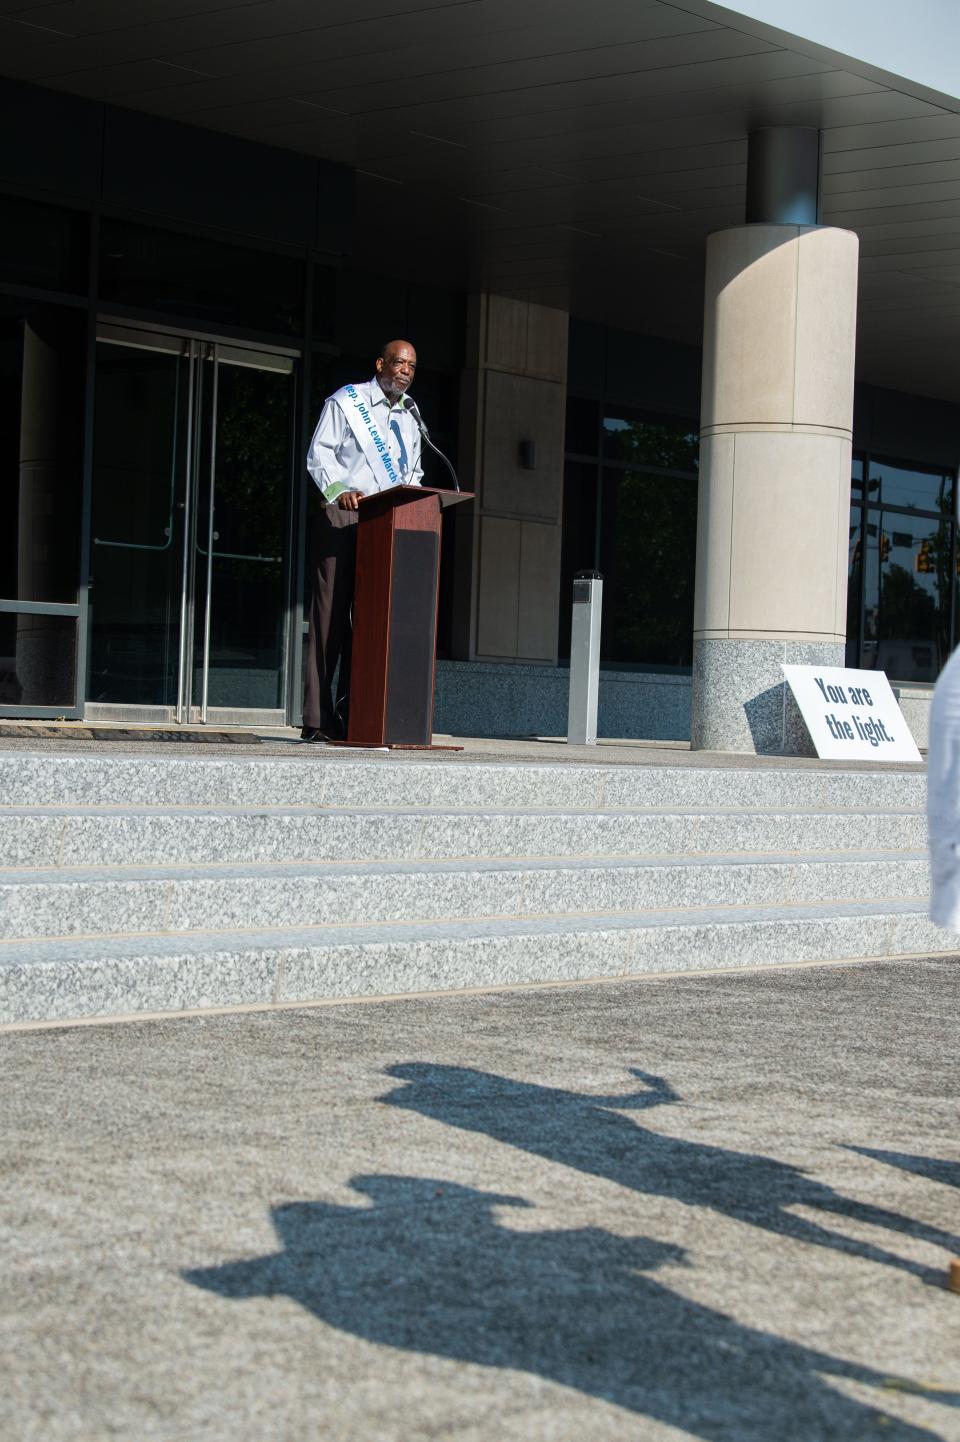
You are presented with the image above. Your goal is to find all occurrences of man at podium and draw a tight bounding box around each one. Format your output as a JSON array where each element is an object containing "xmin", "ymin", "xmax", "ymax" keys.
[{"xmin": 301, "ymin": 340, "xmax": 423, "ymax": 742}]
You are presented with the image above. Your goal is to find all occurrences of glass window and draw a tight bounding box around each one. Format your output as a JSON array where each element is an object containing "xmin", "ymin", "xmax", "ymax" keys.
[
  {"xmin": 312, "ymin": 264, "xmax": 336, "ymax": 342},
  {"xmin": 867, "ymin": 458, "xmax": 954, "ymax": 514},
  {"xmin": 845, "ymin": 505, "xmax": 862, "ymax": 667},
  {"xmin": 851, "ymin": 453, "xmax": 864, "ymax": 501},
  {"xmin": 598, "ymin": 468, "xmax": 697, "ymax": 667},
  {"xmin": 406, "ymin": 283, "xmax": 466, "ymax": 374},
  {"xmin": 0, "ymin": 193, "xmax": 88, "ymax": 296},
  {"xmin": 99, "ymin": 220, "xmax": 304, "ymax": 337},
  {"xmin": 565, "ymin": 397, "xmax": 599, "ymax": 456},
  {"xmin": 0, "ymin": 298, "xmax": 85, "ymax": 603},
  {"xmin": 861, "ymin": 509, "xmax": 953, "ymax": 682},
  {"xmin": 557, "ymin": 461, "xmax": 599, "ymax": 658},
  {"xmin": 0, "ymin": 612, "xmax": 76, "ymax": 707},
  {"xmin": 602, "ymin": 408, "xmax": 698, "ymax": 472}
]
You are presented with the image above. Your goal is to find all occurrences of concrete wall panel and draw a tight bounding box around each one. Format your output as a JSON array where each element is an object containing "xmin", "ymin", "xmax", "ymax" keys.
[
  {"xmin": 524, "ymin": 303, "xmax": 569, "ymax": 383},
  {"xmin": 481, "ymin": 370, "xmax": 565, "ymax": 521},
  {"xmin": 476, "ymin": 516, "xmax": 520, "ymax": 658},
  {"xmin": 518, "ymin": 521, "xmax": 562, "ymax": 662},
  {"xmin": 484, "ymin": 295, "xmax": 529, "ymax": 373},
  {"xmin": 460, "ymin": 295, "xmax": 569, "ymax": 662}
]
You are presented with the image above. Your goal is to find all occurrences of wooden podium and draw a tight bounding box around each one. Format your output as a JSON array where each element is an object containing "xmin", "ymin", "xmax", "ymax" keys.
[{"xmin": 347, "ymin": 484, "xmax": 473, "ymax": 747}]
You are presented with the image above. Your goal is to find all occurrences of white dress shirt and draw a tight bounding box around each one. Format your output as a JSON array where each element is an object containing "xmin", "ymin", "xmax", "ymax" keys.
[{"xmin": 306, "ymin": 376, "xmax": 423, "ymax": 504}]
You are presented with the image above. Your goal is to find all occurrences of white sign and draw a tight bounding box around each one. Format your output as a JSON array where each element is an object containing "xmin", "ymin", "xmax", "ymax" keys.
[{"xmin": 782, "ymin": 665, "xmax": 922, "ymax": 762}]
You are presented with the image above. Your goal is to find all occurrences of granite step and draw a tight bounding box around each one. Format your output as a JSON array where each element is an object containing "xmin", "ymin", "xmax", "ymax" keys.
[
  {"xmin": 0, "ymin": 753, "xmax": 926, "ymax": 813},
  {"xmin": 0, "ymin": 899, "xmax": 949, "ymax": 1028},
  {"xmin": 0, "ymin": 805, "xmax": 927, "ymax": 869},
  {"xmin": 0, "ymin": 752, "xmax": 933, "ymax": 1027},
  {"xmin": 0, "ymin": 851, "xmax": 930, "ymax": 941}
]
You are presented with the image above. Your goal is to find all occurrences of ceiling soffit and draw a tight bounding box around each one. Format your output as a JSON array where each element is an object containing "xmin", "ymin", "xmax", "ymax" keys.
[{"xmin": 1, "ymin": 0, "xmax": 958, "ymax": 399}]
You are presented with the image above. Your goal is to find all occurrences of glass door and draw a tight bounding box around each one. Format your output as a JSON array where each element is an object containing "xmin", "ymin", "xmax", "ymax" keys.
[{"xmin": 86, "ymin": 324, "xmax": 296, "ymax": 724}]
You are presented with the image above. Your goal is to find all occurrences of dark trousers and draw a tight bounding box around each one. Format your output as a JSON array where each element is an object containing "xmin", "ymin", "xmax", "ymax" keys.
[{"xmin": 302, "ymin": 503, "xmax": 358, "ymax": 735}]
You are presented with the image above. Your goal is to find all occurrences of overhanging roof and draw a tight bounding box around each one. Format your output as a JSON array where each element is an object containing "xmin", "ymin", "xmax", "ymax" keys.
[{"xmin": 2, "ymin": 0, "xmax": 960, "ymax": 403}]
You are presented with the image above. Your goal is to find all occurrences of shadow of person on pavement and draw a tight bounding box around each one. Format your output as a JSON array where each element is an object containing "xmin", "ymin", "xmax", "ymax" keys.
[
  {"xmin": 845, "ymin": 1146, "xmax": 960, "ymax": 1192},
  {"xmin": 183, "ymin": 1174, "xmax": 951, "ymax": 1441},
  {"xmin": 380, "ymin": 1066, "xmax": 959, "ymax": 1286}
]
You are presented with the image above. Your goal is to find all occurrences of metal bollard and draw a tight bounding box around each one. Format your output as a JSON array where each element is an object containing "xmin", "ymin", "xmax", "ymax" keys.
[{"xmin": 567, "ymin": 570, "xmax": 603, "ymax": 745}]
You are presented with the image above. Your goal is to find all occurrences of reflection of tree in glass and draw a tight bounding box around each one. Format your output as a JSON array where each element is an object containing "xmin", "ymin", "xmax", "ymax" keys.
[
  {"xmin": 927, "ymin": 517, "xmax": 954, "ymax": 668},
  {"xmin": 846, "ymin": 523, "xmax": 862, "ymax": 652},
  {"xmin": 214, "ymin": 367, "xmax": 288, "ymax": 584},
  {"xmin": 608, "ymin": 471, "xmax": 696, "ymax": 666},
  {"xmin": 888, "ymin": 516, "xmax": 953, "ymax": 671},
  {"xmin": 606, "ymin": 419, "xmax": 698, "ymax": 472},
  {"xmin": 876, "ymin": 563, "xmax": 940, "ymax": 678}
]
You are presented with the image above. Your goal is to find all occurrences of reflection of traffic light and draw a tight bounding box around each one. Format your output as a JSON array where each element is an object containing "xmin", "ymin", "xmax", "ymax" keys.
[
  {"xmin": 879, "ymin": 532, "xmax": 890, "ymax": 562},
  {"xmin": 916, "ymin": 539, "xmax": 934, "ymax": 573}
]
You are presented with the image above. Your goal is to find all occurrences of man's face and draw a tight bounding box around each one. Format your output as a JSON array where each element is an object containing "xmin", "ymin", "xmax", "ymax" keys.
[{"xmin": 376, "ymin": 343, "xmax": 417, "ymax": 399}]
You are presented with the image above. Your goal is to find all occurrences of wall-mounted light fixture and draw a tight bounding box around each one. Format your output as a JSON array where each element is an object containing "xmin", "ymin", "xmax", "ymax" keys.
[{"xmin": 518, "ymin": 439, "xmax": 537, "ymax": 470}]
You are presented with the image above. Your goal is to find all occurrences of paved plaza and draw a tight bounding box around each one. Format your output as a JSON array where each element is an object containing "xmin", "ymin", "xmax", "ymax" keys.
[{"xmin": 3, "ymin": 956, "xmax": 959, "ymax": 1440}]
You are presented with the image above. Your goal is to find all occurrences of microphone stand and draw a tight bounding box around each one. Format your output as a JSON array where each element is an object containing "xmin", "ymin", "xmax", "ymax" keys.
[{"xmin": 399, "ymin": 395, "xmax": 460, "ymax": 492}]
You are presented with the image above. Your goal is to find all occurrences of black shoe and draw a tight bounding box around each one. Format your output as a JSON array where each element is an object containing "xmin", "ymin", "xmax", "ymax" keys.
[{"xmin": 300, "ymin": 726, "xmax": 330, "ymax": 743}]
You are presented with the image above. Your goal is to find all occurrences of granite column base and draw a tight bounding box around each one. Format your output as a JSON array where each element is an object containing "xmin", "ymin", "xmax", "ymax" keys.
[{"xmin": 691, "ymin": 638, "xmax": 845, "ymax": 755}]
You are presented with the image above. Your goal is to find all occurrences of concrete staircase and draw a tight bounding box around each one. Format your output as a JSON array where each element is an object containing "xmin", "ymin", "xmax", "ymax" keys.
[{"xmin": 0, "ymin": 749, "xmax": 945, "ymax": 1028}]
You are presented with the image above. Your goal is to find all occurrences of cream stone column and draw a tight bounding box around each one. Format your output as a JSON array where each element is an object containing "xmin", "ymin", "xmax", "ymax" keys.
[{"xmin": 691, "ymin": 223, "xmax": 859, "ymax": 752}]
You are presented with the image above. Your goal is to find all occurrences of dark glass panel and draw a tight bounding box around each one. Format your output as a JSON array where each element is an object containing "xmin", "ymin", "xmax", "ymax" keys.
[
  {"xmin": 88, "ymin": 340, "xmax": 189, "ymax": 705},
  {"xmin": 335, "ymin": 267, "xmax": 394, "ymax": 357},
  {"xmin": 845, "ymin": 506, "xmax": 862, "ymax": 667},
  {"xmin": 565, "ymin": 397, "xmax": 599, "ymax": 456},
  {"xmin": 598, "ymin": 468, "xmax": 697, "ymax": 667},
  {"xmin": 406, "ymin": 283, "xmax": 465, "ymax": 374},
  {"xmin": 0, "ymin": 193, "xmax": 88, "ymax": 294},
  {"xmin": 193, "ymin": 357, "xmax": 294, "ymax": 710},
  {"xmin": 567, "ymin": 317, "xmax": 605, "ymax": 398},
  {"xmin": 0, "ymin": 612, "xmax": 76, "ymax": 707},
  {"xmin": 850, "ymin": 453, "xmax": 864, "ymax": 499},
  {"xmin": 99, "ymin": 220, "xmax": 304, "ymax": 337},
  {"xmin": 602, "ymin": 408, "xmax": 698, "ymax": 472},
  {"xmin": 557, "ymin": 461, "xmax": 599, "ymax": 659},
  {"xmin": 0, "ymin": 298, "xmax": 85, "ymax": 603},
  {"xmin": 868, "ymin": 458, "xmax": 954, "ymax": 514},
  {"xmin": 312, "ymin": 264, "xmax": 337, "ymax": 342},
  {"xmin": 861, "ymin": 508, "xmax": 953, "ymax": 682},
  {"xmin": 0, "ymin": 78, "xmax": 101, "ymax": 202},
  {"xmin": 102, "ymin": 108, "xmax": 318, "ymax": 248},
  {"xmin": 90, "ymin": 337, "xmax": 296, "ymax": 711},
  {"xmin": 309, "ymin": 352, "xmax": 339, "ymax": 423}
]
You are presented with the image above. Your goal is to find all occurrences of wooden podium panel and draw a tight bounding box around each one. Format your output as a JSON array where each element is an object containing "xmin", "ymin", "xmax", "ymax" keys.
[{"xmin": 348, "ymin": 485, "xmax": 471, "ymax": 747}]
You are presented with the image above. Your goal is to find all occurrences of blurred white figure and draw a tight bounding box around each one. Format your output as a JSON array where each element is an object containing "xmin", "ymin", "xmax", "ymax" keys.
[{"xmin": 927, "ymin": 646, "xmax": 960, "ymax": 930}]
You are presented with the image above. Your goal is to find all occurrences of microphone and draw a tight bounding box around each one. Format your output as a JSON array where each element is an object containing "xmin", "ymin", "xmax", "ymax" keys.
[{"xmin": 399, "ymin": 393, "xmax": 460, "ymax": 493}]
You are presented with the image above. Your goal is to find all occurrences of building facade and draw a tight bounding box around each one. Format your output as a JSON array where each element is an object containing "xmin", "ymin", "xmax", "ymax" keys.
[{"xmin": 1, "ymin": 1, "xmax": 958, "ymax": 746}]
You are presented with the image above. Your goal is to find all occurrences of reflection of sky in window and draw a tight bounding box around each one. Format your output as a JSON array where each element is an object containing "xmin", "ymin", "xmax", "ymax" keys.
[
  {"xmin": 603, "ymin": 418, "xmax": 631, "ymax": 432},
  {"xmin": 870, "ymin": 461, "xmax": 953, "ymax": 512}
]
